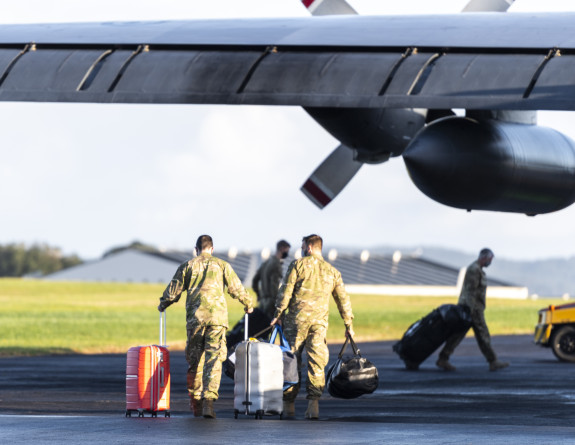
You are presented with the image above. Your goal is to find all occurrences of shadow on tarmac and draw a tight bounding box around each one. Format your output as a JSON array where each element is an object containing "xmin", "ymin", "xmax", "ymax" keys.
[{"xmin": 1, "ymin": 335, "xmax": 574, "ymax": 444}]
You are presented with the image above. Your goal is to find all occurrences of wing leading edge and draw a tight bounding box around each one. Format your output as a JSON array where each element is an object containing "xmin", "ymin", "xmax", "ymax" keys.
[{"xmin": 0, "ymin": 14, "xmax": 575, "ymax": 110}]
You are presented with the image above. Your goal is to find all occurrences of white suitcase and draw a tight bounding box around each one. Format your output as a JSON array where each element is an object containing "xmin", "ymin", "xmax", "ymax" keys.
[{"xmin": 233, "ymin": 314, "xmax": 284, "ymax": 419}]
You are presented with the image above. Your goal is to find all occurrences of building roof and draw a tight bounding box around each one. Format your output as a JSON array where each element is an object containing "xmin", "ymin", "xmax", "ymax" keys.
[
  {"xmin": 331, "ymin": 254, "xmax": 509, "ymax": 286},
  {"xmin": 43, "ymin": 248, "xmax": 513, "ymax": 287}
]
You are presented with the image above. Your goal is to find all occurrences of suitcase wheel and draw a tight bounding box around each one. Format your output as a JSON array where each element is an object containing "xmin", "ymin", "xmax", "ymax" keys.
[
  {"xmin": 125, "ymin": 410, "xmax": 132, "ymax": 418},
  {"xmin": 234, "ymin": 410, "xmax": 239, "ymax": 419},
  {"xmin": 164, "ymin": 411, "xmax": 171, "ymax": 418},
  {"xmin": 138, "ymin": 410, "xmax": 144, "ymax": 418},
  {"xmin": 255, "ymin": 410, "xmax": 264, "ymax": 420},
  {"xmin": 151, "ymin": 411, "xmax": 157, "ymax": 418}
]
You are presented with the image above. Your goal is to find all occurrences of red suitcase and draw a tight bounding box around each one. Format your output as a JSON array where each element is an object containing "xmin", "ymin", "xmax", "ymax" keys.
[{"xmin": 125, "ymin": 312, "xmax": 171, "ymax": 417}]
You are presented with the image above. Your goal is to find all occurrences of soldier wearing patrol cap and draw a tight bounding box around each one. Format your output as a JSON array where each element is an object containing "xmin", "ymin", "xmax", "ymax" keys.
[
  {"xmin": 158, "ymin": 234, "xmax": 253, "ymax": 419},
  {"xmin": 436, "ymin": 248, "xmax": 510, "ymax": 372},
  {"xmin": 270, "ymin": 234, "xmax": 354, "ymax": 420}
]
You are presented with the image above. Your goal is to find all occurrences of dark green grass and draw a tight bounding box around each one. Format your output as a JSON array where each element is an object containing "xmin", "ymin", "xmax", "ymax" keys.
[{"xmin": 0, "ymin": 279, "xmax": 564, "ymax": 356}]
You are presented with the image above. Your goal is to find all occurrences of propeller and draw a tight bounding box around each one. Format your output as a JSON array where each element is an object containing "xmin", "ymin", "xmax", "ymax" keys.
[
  {"xmin": 300, "ymin": 0, "xmax": 357, "ymax": 15},
  {"xmin": 299, "ymin": 0, "xmax": 379, "ymax": 208},
  {"xmin": 301, "ymin": 144, "xmax": 364, "ymax": 209},
  {"xmin": 298, "ymin": 0, "xmax": 515, "ymax": 209},
  {"xmin": 462, "ymin": 0, "xmax": 515, "ymax": 12}
]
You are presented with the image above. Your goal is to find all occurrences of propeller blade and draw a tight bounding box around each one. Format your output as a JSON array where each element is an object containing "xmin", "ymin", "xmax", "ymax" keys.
[
  {"xmin": 301, "ymin": 144, "xmax": 363, "ymax": 209},
  {"xmin": 301, "ymin": 0, "xmax": 357, "ymax": 16},
  {"xmin": 462, "ymin": 0, "xmax": 515, "ymax": 12}
]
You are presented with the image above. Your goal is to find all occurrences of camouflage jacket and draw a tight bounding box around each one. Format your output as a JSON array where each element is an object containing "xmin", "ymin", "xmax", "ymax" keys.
[
  {"xmin": 458, "ymin": 260, "xmax": 487, "ymax": 312},
  {"xmin": 159, "ymin": 252, "xmax": 253, "ymax": 329},
  {"xmin": 273, "ymin": 252, "xmax": 353, "ymax": 329},
  {"xmin": 251, "ymin": 255, "xmax": 283, "ymax": 316}
]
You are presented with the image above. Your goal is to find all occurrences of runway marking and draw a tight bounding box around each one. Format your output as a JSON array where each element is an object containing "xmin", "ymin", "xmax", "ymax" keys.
[
  {"xmin": 0, "ymin": 415, "xmax": 85, "ymax": 418},
  {"xmin": 376, "ymin": 389, "xmax": 575, "ymax": 398}
]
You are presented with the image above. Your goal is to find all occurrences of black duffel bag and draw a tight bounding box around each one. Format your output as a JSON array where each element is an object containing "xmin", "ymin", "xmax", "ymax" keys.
[{"xmin": 326, "ymin": 336, "xmax": 379, "ymax": 399}]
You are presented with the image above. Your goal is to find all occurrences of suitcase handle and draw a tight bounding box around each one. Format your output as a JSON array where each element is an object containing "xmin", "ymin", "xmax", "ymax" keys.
[
  {"xmin": 337, "ymin": 335, "xmax": 361, "ymax": 358},
  {"xmin": 244, "ymin": 312, "xmax": 250, "ymax": 415},
  {"xmin": 159, "ymin": 311, "xmax": 167, "ymax": 346},
  {"xmin": 269, "ymin": 325, "xmax": 291, "ymax": 350},
  {"xmin": 253, "ymin": 325, "xmax": 273, "ymax": 339},
  {"xmin": 244, "ymin": 312, "xmax": 248, "ymax": 342}
]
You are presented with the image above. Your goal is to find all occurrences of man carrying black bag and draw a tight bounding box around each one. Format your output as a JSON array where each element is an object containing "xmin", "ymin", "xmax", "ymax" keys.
[{"xmin": 270, "ymin": 234, "xmax": 354, "ymax": 420}]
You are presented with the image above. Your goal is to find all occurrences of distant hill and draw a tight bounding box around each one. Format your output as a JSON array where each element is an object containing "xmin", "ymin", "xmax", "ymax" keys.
[{"xmin": 326, "ymin": 244, "xmax": 575, "ymax": 297}]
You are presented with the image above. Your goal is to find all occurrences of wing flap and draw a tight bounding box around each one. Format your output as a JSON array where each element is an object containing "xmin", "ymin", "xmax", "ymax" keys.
[
  {"xmin": 530, "ymin": 56, "xmax": 575, "ymax": 104},
  {"xmin": 384, "ymin": 52, "xmax": 435, "ymax": 96},
  {"xmin": 243, "ymin": 51, "xmax": 401, "ymax": 97},
  {"xmin": 2, "ymin": 49, "xmax": 110, "ymax": 93},
  {"xmin": 417, "ymin": 53, "xmax": 545, "ymax": 98},
  {"xmin": 0, "ymin": 42, "xmax": 572, "ymax": 111},
  {"xmin": 114, "ymin": 50, "xmax": 262, "ymax": 97}
]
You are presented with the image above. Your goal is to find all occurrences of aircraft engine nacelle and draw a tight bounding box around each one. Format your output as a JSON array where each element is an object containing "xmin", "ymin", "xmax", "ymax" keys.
[
  {"xmin": 403, "ymin": 117, "xmax": 575, "ymax": 215},
  {"xmin": 305, "ymin": 107, "xmax": 426, "ymax": 163}
]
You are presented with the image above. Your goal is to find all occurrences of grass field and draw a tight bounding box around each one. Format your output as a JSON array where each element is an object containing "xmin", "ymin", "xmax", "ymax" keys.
[{"xmin": 0, "ymin": 278, "xmax": 564, "ymax": 356}]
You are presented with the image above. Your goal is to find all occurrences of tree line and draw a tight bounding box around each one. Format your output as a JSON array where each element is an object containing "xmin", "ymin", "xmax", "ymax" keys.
[{"xmin": 0, "ymin": 243, "xmax": 83, "ymax": 277}]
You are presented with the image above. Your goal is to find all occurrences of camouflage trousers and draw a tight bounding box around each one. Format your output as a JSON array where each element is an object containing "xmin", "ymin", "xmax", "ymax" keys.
[
  {"xmin": 185, "ymin": 324, "xmax": 227, "ymax": 401},
  {"xmin": 283, "ymin": 323, "xmax": 329, "ymax": 402},
  {"xmin": 439, "ymin": 307, "xmax": 497, "ymax": 363}
]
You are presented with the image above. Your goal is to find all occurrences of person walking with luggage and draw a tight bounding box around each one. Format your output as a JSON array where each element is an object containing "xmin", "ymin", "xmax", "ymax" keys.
[
  {"xmin": 158, "ymin": 235, "xmax": 254, "ymax": 419},
  {"xmin": 270, "ymin": 234, "xmax": 354, "ymax": 420},
  {"xmin": 436, "ymin": 248, "xmax": 510, "ymax": 372},
  {"xmin": 251, "ymin": 239, "xmax": 291, "ymax": 319}
]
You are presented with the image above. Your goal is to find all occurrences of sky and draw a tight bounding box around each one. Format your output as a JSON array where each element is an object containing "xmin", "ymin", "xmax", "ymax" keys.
[{"xmin": 2, "ymin": 0, "xmax": 575, "ymax": 261}]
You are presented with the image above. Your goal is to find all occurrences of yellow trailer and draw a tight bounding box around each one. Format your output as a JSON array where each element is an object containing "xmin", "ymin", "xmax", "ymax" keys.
[{"xmin": 534, "ymin": 302, "xmax": 575, "ymax": 362}]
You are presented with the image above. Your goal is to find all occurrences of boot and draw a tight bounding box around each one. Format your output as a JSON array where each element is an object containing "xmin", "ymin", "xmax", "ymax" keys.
[
  {"xmin": 305, "ymin": 399, "xmax": 319, "ymax": 420},
  {"xmin": 489, "ymin": 360, "xmax": 510, "ymax": 371},
  {"xmin": 202, "ymin": 399, "xmax": 216, "ymax": 419},
  {"xmin": 283, "ymin": 400, "xmax": 296, "ymax": 420},
  {"xmin": 190, "ymin": 397, "xmax": 203, "ymax": 417},
  {"xmin": 436, "ymin": 358, "xmax": 456, "ymax": 371}
]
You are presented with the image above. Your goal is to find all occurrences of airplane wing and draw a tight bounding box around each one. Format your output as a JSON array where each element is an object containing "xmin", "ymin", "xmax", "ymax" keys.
[{"xmin": 0, "ymin": 13, "xmax": 574, "ymax": 111}]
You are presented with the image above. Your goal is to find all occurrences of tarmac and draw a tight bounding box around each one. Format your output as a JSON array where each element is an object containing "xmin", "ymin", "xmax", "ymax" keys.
[{"xmin": 1, "ymin": 335, "xmax": 574, "ymax": 444}]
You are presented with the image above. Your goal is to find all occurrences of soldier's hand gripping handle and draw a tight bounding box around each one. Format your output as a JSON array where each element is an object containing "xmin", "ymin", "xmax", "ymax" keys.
[{"xmin": 345, "ymin": 326, "xmax": 355, "ymax": 339}]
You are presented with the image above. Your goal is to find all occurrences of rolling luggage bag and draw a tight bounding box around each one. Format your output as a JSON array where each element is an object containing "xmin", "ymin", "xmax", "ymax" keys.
[
  {"xmin": 234, "ymin": 314, "xmax": 283, "ymax": 419},
  {"xmin": 125, "ymin": 312, "xmax": 171, "ymax": 417},
  {"xmin": 224, "ymin": 325, "xmax": 273, "ymax": 380},
  {"xmin": 393, "ymin": 304, "xmax": 472, "ymax": 370}
]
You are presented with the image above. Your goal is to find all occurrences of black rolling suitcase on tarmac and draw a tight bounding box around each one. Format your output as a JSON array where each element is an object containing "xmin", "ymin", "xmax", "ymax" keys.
[{"xmin": 393, "ymin": 304, "xmax": 472, "ymax": 370}]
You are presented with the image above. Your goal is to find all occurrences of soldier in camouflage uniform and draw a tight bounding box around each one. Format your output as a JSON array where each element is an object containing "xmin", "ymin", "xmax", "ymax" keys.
[
  {"xmin": 158, "ymin": 235, "xmax": 253, "ymax": 418},
  {"xmin": 270, "ymin": 234, "xmax": 354, "ymax": 420},
  {"xmin": 251, "ymin": 240, "xmax": 291, "ymax": 318},
  {"xmin": 436, "ymin": 248, "xmax": 510, "ymax": 372}
]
